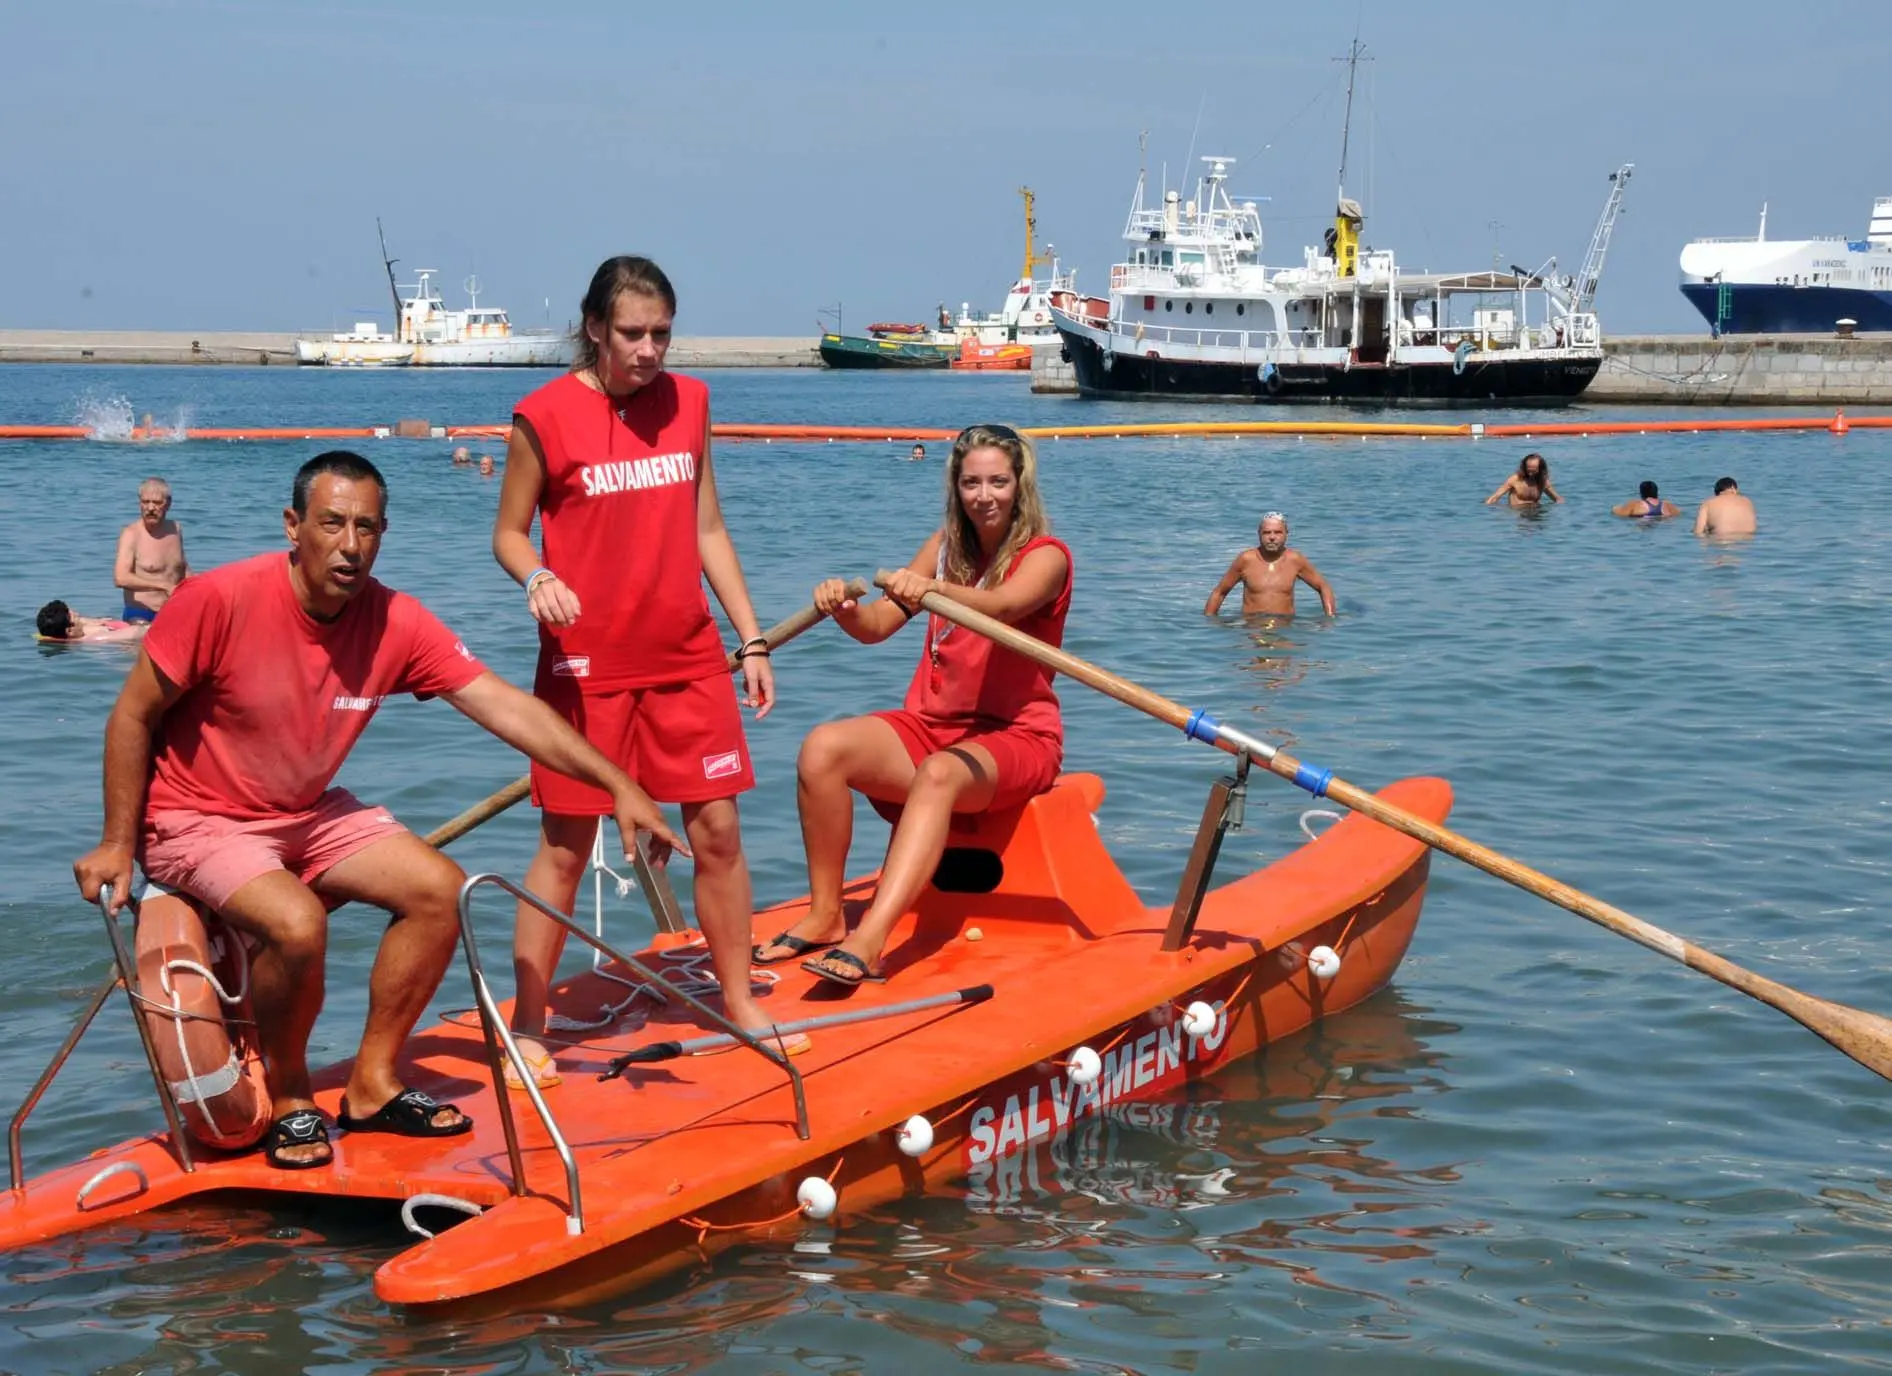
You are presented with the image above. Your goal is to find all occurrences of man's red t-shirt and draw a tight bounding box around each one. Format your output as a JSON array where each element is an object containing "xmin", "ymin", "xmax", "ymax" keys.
[
  {"xmin": 513, "ymin": 370, "xmax": 726, "ymax": 693},
  {"xmin": 142, "ymin": 552, "xmax": 486, "ymax": 820}
]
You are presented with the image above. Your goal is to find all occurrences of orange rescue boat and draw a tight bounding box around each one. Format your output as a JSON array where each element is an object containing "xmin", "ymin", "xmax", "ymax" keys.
[{"xmin": 0, "ymin": 764, "xmax": 1447, "ymax": 1311}]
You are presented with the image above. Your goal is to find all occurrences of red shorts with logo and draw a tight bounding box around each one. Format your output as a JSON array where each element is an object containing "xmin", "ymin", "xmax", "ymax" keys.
[
  {"xmin": 533, "ymin": 672, "xmax": 755, "ymax": 813},
  {"xmin": 139, "ymin": 787, "xmax": 409, "ymax": 912},
  {"xmin": 869, "ymin": 710, "xmax": 1062, "ymax": 818}
]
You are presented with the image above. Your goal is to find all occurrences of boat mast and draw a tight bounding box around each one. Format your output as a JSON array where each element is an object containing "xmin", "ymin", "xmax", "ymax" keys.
[
  {"xmin": 1335, "ymin": 36, "xmax": 1366, "ymax": 207},
  {"xmin": 376, "ymin": 218, "xmax": 401, "ymax": 325},
  {"xmin": 1330, "ymin": 37, "xmax": 1369, "ymax": 278}
]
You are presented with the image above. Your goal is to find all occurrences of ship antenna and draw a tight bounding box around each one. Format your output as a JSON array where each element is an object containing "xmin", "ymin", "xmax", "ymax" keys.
[
  {"xmin": 376, "ymin": 218, "xmax": 401, "ymax": 325},
  {"xmin": 1334, "ymin": 36, "xmax": 1370, "ymax": 205}
]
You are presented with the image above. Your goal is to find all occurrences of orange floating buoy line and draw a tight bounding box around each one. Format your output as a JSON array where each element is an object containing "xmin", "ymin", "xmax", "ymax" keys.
[{"xmin": 0, "ymin": 414, "xmax": 1887, "ymax": 445}]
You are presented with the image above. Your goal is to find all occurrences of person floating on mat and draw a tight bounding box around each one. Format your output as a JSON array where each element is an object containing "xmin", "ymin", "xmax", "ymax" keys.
[
  {"xmin": 1202, "ymin": 511, "xmax": 1337, "ymax": 619},
  {"xmin": 1484, "ymin": 452, "xmax": 1563, "ymax": 507},
  {"xmin": 36, "ymin": 600, "xmax": 147, "ymax": 644},
  {"xmin": 72, "ymin": 450, "xmax": 680, "ymax": 1170},
  {"xmin": 494, "ymin": 254, "xmax": 788, "ymax": 1083},
  {"xmin": 756, "ymin": 422, "xmax": 1073, "ymax": 988}
]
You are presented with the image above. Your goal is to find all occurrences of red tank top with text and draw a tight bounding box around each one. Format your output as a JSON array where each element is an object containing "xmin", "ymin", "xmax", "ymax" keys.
[
  {"xmin": 903, "ymin": 535, "xmax": 1073, "ymax": 740},
  {"xmin": 514, "ymin": 370, "xmax": 725, "ymax": 691}
]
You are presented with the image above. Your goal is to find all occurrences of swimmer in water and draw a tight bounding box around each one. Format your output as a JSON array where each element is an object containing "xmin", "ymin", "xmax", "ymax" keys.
[
  {"xmin": 1204, "ymin": 512, "xmax": 1336, "ymax": 618},
  {"xmin": 1484, "ymin": 452, "xmax": 1562, "ymax": 506},
  {"xmin": 1612, "ymin": 480, "xmax": 1681, "ymax": 520},
  {"xmin": 1694, "ymin": 476, "xmax": 1757, "ymax": 537},
  {"xmin": 37, "ymin": 600, "xmax": 146, "ymax": 644}
]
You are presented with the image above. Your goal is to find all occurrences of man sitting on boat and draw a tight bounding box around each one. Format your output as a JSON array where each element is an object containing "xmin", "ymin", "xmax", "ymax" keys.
[
  {"xmin": 71, "ymin": 451, "xmax": 682, "ymax": 1170},
  {"xmin": 751, "ymin": 423, "xmax": 1072, "ymax": 987}
]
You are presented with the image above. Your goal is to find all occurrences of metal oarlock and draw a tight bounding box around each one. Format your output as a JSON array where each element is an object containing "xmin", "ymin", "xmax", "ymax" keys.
[{"xmin": 1161, "ymin": 748, "xmax": 1252, "ymax": 952}]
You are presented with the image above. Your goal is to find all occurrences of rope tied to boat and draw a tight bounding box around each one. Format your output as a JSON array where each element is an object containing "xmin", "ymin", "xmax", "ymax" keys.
[{"xmin": 676, "ymin": 1154, "xmax": 847, "ymax": 1246}]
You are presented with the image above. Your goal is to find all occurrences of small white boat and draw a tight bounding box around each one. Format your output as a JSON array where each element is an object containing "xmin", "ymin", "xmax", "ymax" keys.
[{"xmin": 300, "ymin": 227, "xmax": 572, "ymax": 368}]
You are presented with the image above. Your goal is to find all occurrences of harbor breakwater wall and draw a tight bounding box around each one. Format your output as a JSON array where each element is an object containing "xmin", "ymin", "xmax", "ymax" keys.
[
  {"xmin": 1031, "ymin": 335, "xmax": 1892, "ymax": 404},
  {"xmin": 0, "ymin": 331, "xmax": 820, "ymax": 368}
]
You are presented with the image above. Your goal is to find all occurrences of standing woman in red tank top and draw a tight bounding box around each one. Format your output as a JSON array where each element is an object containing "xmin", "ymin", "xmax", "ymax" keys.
[
  {"xmin": 493, "ymin": 257, "xmax": 793, "ymax": 1080},
  {"xmin": 752, "ymin": 424, "xmax": 1073, "ymax": 988}
]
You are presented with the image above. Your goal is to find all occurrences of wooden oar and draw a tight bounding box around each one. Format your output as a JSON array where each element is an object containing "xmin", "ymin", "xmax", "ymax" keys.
[
  {"xmin": 423, "ymin": 579, "xmax": 868, "ymax": 850},
  {"xmin": 878, "ymin": 570, "xmax": 1892, "ymax": 1083}
]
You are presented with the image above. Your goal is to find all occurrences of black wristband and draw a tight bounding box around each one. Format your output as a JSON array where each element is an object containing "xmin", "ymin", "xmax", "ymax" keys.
[{"xmin": 739, "ymin": 646, "xmax": 771, "ymax": 658}]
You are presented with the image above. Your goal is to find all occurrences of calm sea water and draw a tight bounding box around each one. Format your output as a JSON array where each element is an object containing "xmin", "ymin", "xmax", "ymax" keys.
[{"xmin": 3, "ymin": 365, "xmax": 1890, "ymax": 1375}]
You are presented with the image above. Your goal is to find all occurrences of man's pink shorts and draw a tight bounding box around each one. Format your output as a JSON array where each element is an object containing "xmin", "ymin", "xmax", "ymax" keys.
[{"xmin": 140, "ymin": 788, "xmax": 409, "ymax": 912}]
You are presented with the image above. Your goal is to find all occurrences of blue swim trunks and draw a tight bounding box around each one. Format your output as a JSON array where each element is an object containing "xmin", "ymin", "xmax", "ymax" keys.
[{"xmin": 121, "ymin": 605, "xmax": 157, "ymax": 624}]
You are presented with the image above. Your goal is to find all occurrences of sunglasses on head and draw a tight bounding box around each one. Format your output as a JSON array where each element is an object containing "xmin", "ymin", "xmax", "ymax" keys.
[{"xmin": 957, "ymin": 423, "xmax": 1022, "ymax": 444}]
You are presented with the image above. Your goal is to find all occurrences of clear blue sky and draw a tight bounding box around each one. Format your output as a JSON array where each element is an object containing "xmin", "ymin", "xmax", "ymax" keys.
[{"xmin": 4, "ymin": 0, "xmax": 1887, "ymax": 336}]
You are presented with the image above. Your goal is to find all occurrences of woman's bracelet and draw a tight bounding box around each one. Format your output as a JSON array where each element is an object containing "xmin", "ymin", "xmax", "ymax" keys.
[
  {"xmin": 524, "ymin": 567, "xmax": 556, "ymax": 597},
  {"xmin": 740, "ymin": 635, "xmax": 769, "ymax": 651},
  {"xmin": 738, "ymin": 646, "xmax": 771, "ymax": 659}
]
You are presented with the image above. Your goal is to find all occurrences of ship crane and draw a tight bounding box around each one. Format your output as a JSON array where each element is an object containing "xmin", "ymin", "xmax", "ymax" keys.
[
  {"xmin": 1571, "ymin": 163, "xmax": 1634, "ymax": 316},
  {"xmin": 1019, "ymin": 186, "xmax": 1055, "ymax": 282}
]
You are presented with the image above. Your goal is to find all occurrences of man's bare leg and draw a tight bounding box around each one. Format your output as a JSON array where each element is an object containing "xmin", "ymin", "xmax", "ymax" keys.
[
  {"xmin": 314, "ymin": 832, "xmax": 468, "ymax": 1129},
  {"xmin": 213, "ymin": 869, "xmax": 333, "ymax": 1165}
]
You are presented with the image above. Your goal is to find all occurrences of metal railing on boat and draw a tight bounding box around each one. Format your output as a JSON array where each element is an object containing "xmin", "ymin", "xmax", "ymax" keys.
[{"xmin": 456, "ymin": 858, "xmax": 812, "ymax": 1238}]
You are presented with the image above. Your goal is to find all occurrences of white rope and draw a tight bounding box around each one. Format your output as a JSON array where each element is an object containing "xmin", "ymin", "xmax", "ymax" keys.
[
  {"xmin": 1300, "ymin": 809, "xmax": 1344, "ymax": 842},
  {"xmin": 400, "ymin": 1192, "xmax": 485, "ymax": 1240},
  {"xmin": 542, "ymin": 830, "xmax": 777, "ymax": 1031}
]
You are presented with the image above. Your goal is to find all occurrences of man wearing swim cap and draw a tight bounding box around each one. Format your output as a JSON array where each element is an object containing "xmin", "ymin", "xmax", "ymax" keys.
[
  {"xmin": 1204, "ymin": 512, "xmax": 1337, "ymax": 618},
  {"xmin": 72, "ymin": 450, "xmax": 684, "ymax": 1171}
]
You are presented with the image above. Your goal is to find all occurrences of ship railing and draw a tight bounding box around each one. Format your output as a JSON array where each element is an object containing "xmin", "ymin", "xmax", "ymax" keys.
[{"xmin": 1100, "ymin": 318, "xmax": 1325, "ymax": 356}]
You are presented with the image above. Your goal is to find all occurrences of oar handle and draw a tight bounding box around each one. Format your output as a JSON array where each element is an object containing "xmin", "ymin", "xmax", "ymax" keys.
[
  {"xmin": 880, "ymin": 572, "xmax": 1892, "ymax": 1083},
  {"xmin": 423, "ymin": 580, "xmax": 868, "ymax": 851}
]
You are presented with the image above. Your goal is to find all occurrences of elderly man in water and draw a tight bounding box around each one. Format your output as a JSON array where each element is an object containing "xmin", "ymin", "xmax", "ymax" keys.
[
  {"xmin": 114, "ymin": 477, "xmax": 188, "ymax": 624},
  {"xmin": 1203, "ymin": 512, "xmax": 1337, "ymax": 618}
]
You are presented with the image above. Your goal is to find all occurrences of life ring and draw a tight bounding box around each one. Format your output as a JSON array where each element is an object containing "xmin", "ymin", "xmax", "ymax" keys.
[
  {"xmin": 134, "ymin": 888, "xmax": 271, "ymax": 1151},
  {"xmin": 1259, "ymin": 362, "xmax": 1283, "ymax": 396},
  {"xmin": 1452, "ymin": 339, "xmax": 1474, "ymax": 376}
]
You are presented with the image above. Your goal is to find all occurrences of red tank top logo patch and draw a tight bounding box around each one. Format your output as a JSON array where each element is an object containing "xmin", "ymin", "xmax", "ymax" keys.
[
  {"xmin": 580, "ymin": 450, "xmax": 697, "ymax": 498},
  {"xmin": 702, "ymin": 750, "xmax": 742, "ymax": 780},
  {"xmin": 552, "ymin": 656, "xmax": 591, "ymax": 678}
]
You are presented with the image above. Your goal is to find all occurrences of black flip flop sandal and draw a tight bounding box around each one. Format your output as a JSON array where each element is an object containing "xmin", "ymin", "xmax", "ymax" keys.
[
  {"xmin": 264, "ymin": 1108, "xmax": 333, "ymax": 1170},
  {"xmin": 337, "ymin": 1087, "xmax": 472, "ymax": 1138},
  {"xmin": 752, "ymin": 931, "xmax": 840, "ymax": 966},
  {"xmin": 802, "ymin": 949, "xmax": 888, "ymax": 987}
]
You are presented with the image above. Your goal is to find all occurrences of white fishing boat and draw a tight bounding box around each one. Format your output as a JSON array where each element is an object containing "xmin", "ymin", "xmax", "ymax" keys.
[
  {"xmin": 299, "ymin": 225, "xmax": 571, "ymax": 368},
  {"xmin": 1049, "ymin": 46, "xmax": 1627, "ymax": 406}
]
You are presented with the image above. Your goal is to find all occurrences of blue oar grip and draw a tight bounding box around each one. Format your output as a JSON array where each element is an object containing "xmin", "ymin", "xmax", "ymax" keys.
[
  {"xmin": 1292, "ymin": 762, "xmax": 1333, "ymax": 798},
  {"xmin": 1182, "ymin": 709, "xmax": 1221, "ymax": 744}
]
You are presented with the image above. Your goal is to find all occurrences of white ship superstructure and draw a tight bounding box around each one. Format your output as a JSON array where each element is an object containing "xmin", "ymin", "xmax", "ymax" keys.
[{"xmin": 1679, "ymin": 198, "xmax": 1892, "ymax": 334}]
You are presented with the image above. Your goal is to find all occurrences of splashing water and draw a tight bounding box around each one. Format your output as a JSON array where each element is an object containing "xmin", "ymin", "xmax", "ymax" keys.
[
  {"xmin": 71, "ymin": 395, "xmax": 189, "ymax": 442},
  {"xmin": 74, "ymin": 394, "xmax": 135, "ymax": 441}
]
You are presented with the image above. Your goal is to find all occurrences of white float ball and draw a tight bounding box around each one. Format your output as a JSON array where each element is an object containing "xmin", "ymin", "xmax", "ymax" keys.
[
  {"xmin": 1067, "ymin": 1046, "xmax": 1102, "ymax": 1085},
  {"xmin": 897, "ymin": 1114, "xmax": 934, "ymax": 1156},
  {"xmin": 1308, "ymin": 945, "xmax": 1342, "ymax": 980},
  {"xmin": 1181, "ymin": 1001, "xmax": 1217, "ymax": 1037},
  {"xmin": 796, "ymin": 1176, "xmax": 837, "ymax": 1220}
]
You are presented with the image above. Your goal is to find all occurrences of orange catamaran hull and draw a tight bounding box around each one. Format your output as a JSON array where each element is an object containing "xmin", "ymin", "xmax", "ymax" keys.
[{"xmin": 0, "ymin": 772, "xmax": 1448, "ymax": 1309}]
